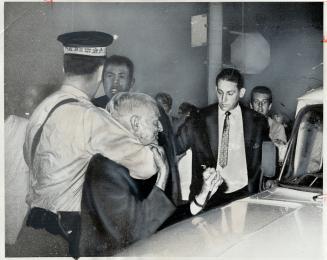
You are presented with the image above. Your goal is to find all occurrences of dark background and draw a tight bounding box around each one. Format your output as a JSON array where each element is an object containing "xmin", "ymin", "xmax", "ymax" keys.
[
  {"xmin": 4, "ymin": 2, "xmax": 323, "ymax": 121},
  {"xmin": 222, "ymin": 3, "xmax": 323, "ymax": 122}
]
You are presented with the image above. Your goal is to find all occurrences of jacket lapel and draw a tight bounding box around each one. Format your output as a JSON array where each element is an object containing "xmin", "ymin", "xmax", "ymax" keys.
[
  {"xmin": 203, "ymin": 104, "xmax": 219, "ymax": 165},
  {"xmin": 240, "ymin": 104, "xmax": 250, "ymax": 143}
]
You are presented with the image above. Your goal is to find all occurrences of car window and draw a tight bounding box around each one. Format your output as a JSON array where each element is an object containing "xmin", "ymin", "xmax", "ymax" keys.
[
  {"xmin": 280, "ymin": 105, "xmax": 323, "ymax": 190},
  {"xmin": 293, "ymin": 110, "xmax": 323, "ymax": 176}
]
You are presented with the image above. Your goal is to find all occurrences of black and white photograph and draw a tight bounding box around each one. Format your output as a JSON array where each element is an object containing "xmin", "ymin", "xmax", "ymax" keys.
[{"xmin": 3, "ymin": 1, "xmax": 325, "ymax": 259}]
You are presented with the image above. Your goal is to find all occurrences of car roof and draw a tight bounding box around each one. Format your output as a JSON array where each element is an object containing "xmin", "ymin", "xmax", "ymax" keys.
[
  {"xmin": 117, "ymin": 188, "xmax": 323, "ymax": 258},
  {"xmin": 296, "ymin": 87, "xmax": 323, "ymax": 115}
]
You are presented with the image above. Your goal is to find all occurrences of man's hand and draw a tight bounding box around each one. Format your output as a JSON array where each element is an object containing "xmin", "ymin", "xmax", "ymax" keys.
[
  {"xmin": 190, "ymin": 167, "xmax": 223, "ymax": 215},
  {"xmin": 264, "ymin": 179, "xmax": 278, "ymax": 190},
  {"xmin": 151, "ymin": 146, "xmax": 169, "ymax": 191},
  {"xmin": 197, "ymin": 167, "xmax": 223, "ymax": 204}
]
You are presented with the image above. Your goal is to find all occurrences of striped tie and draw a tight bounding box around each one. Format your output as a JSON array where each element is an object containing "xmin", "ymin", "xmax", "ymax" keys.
[{"xmin": 218, "ymin": 111, "xmax": 231, "ymax": 168}]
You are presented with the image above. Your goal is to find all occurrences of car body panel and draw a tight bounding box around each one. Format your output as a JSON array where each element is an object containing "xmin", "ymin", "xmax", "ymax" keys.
[{"xmin": 117, "ymin": 187, "xmax": 323, "ymax": 258}]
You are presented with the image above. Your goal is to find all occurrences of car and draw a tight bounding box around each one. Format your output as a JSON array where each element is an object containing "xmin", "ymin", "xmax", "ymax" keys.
[{"xmin": 116, "ymin": 88, "xmax": 324, "ymax": 259}]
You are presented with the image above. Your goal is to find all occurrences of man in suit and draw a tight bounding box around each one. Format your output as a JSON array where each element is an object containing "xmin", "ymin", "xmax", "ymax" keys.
[
  {"xmin": 93, "ymin": 55, "xmax": 182, "ymax": 205},
  {"xmin": 178, "ymin": 68, "xmax": 269, "ymax": 212}
]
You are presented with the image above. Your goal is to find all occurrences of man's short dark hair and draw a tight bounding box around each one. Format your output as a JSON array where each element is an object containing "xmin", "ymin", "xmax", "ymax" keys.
[
  {"xmin": 104, "ymin": 55, "xmax": 134, "ymax": 79},
  {"xmin": 251, "ymin": 86, "xmax": 272, "ymax": 104},
  {"xmin": 215, "ymin": 68, "xmax": 244, "ymax": 90},
  {"xmin": 178, "ymin": 102, "xmax": 198, "ymax": 115},
  {"xmin": 63, "ymin": 54, "xmax": 105, "ymax": 76},
  {"xmin": 155, "ymin": 92, "xmax": 173, "ymax": 109}
]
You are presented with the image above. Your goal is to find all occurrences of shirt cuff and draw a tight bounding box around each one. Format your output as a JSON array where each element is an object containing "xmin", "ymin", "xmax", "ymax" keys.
[{"xmin": 190, "ymin": 201, "xmax": 203, "ymax": 215}]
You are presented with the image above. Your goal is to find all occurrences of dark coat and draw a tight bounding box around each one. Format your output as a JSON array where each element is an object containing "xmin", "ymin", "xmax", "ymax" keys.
[
  {"xmin": 157, "ymin": 105, "xmax": 182, "ymax": 204},
  {"xmin": 92, "ymin": 95, "xmax": 110, "ymax": 108},
  {"xmin": 177, "ymin": 103, "xmax": 269, "ymax": 201},
  {"xmin": 79, "ymin": 154, "xmax": 175, "ymax": 256},
  {"xmin": 92, "ymin": 95, "xmax": 182, "ymax": 205},
  {"xmin": 176, "ymin": 109, "xmax": 214, "ymax": 201}
]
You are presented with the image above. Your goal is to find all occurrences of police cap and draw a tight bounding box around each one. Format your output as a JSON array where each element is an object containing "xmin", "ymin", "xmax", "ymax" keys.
[{"xmin": 57, "ymin": 31, "xmax": 114, "ymax": 57}]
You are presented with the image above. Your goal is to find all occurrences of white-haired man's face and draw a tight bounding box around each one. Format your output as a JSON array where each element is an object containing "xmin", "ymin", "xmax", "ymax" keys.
[{"xmin": 131, "ymin": 108, "xmax": 163, "ymax": 145}]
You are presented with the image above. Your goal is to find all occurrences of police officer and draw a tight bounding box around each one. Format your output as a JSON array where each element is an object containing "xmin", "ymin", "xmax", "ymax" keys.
[{"xmin": 18, "ymin": 31, "xmax": 113, "ymax": 257}]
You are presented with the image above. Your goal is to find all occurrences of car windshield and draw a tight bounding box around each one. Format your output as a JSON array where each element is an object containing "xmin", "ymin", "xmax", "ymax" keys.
[{"xmin": 279, "ymin": 105, "xmax": 323, "ymax": 191}]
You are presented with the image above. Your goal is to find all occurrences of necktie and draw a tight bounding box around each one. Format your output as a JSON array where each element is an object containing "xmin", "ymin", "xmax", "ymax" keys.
[{"xmin": 218, "ymin": 111, "xmax": 231, "ymax": 168}]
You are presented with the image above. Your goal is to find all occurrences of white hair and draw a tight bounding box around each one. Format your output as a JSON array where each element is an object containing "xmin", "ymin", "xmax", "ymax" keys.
[{"xmin": 107, "ymin": 92, "xmax": 159, "ymax": 123}]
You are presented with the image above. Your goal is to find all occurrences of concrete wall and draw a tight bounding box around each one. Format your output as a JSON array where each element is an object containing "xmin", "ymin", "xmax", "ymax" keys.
[
  {"xmin": 5, "ymin": 2, "xmax": 208, "ymax": 117},
  {"xmin": 221, "ymin": 3, "xmax": 323, "ymax": 121}
]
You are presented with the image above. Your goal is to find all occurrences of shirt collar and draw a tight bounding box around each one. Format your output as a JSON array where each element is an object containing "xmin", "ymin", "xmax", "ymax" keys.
[
  {"xmin": 218, "ymin": 104, "xmax": 241, "ymax": 118},
  {"xmin": 61, "ymin": 84, "xmax": 90, "ymax": 100}
]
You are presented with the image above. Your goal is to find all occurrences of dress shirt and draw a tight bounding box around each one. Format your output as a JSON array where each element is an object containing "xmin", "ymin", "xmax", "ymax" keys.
[
  {"xmin": 24, "ymin": 85, "xmax": 157, "ymax": 213},
  {"xmin": 217, "ymin": 105, "xmax": 248, "ymax": 193}
]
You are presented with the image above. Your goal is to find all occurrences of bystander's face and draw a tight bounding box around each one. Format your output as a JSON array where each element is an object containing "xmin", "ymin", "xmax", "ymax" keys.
[
  {"xmin": 103, "ymin": 64, "xmax": 133, "ymax": 99},
  {"xmin": 217, "ymin": 79, "xmax": 245, "ymax": 112},
  {"xmin": 137, "ymin": 109, "xmax": 163, "ymax": 145},
  {"xmin": 156, "ymin": 97, "xmax": 171, "ymax": 114},
  {"xmin": 251, "ymin": 92, "xmax": 272, "ymax": 117}
]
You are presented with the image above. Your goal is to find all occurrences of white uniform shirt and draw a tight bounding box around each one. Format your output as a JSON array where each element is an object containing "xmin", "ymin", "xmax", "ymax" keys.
[
  {"xmin": 24, "ymin": 85, "xmax": 156, "ymax": 213},
  {"xmin": 217, "ymin": 105, "xmax": 248, "ymax": 193}
]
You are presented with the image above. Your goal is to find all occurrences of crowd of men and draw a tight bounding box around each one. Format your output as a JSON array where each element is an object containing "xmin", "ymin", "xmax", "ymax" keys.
[{"xmin": 5, "ymin": 30, "xmax": 290, "ymax": 258}]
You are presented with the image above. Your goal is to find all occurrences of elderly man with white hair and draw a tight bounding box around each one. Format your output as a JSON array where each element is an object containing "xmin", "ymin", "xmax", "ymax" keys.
[{"xmin": 79, "ymin": 92, "xmax": 222, "ymax": 256}]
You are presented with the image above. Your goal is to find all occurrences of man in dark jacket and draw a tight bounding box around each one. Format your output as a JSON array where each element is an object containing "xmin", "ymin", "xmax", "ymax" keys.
[
  {"xmin": 177, "ymin": 68, "xmax": 269, "ymax": 211},
  {"xmin": 92, "ymin": 55, "xmax": 181, "ymax": 204}
]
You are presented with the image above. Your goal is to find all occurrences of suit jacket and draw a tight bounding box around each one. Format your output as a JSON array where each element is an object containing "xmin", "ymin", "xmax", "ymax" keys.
[
  {"xmin": 177, "ymin": 103, "xmax": 269, "ymax": 200},
  {"xmin": 79, "ymin": 154, "xmax": 176, "ymax": 256},
  {"xmin": 92, "ymin": 95, "xmax": 182, "ymax": 205}
]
